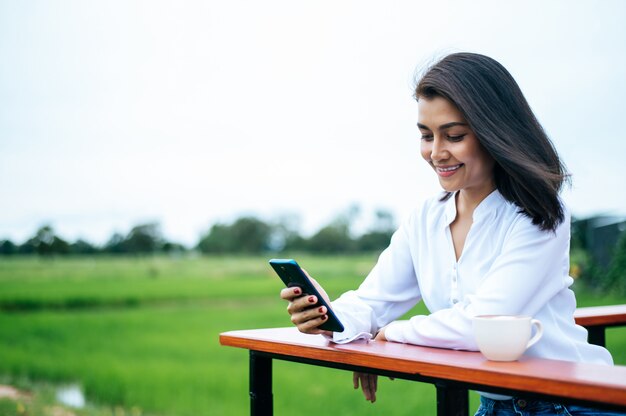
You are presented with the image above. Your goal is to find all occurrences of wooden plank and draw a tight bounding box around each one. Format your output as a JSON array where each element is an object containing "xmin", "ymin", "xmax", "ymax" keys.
[
  {"xmin": 220, "ymin": 327, "xmax": 626, "ymax": 408},
  {"xmin": 574, "ymin": 304, "xmax": 626, "ymax": 327}
]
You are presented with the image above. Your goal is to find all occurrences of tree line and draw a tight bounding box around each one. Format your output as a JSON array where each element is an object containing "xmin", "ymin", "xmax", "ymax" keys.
[
  {"xmin": 2, "ymin": 210, "xmax": 625, "ymax": 294},
  {"xmin": 0, "ymin": 207, "xmax": 397, "ymax": 256}
]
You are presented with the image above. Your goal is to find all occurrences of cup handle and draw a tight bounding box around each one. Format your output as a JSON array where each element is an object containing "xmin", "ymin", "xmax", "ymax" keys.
[{"xmin": 526, "ymin": 319, "xmax": 543, "ymax": 350}]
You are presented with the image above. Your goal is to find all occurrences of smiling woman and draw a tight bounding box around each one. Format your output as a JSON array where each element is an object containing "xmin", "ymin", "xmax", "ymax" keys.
[{"xmin": 278, "ymin": 52, "xmax": 625, "ymax": 416}]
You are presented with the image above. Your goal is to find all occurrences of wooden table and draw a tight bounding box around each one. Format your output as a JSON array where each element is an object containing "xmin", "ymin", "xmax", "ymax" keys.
[
  {"xmin": 574, "ymin": 304, "xmax": 626, "ymax": 347},
  {"xmin": 220, "ymin": 327, "xmax": 626, "ymax": 416}
]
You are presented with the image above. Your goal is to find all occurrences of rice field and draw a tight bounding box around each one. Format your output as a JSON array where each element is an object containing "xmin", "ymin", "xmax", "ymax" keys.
[{"xmin": 0, "ymin": 255, "xmax": 624, "ymax": 415}]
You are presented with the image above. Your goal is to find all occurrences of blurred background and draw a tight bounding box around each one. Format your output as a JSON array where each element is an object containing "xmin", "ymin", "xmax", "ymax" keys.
[{"xmin": 1, "ymin": 1, "xmax": 625, "ymax": 415}]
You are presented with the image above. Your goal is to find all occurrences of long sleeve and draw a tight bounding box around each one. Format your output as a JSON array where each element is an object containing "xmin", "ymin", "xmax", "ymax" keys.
[
  {"xmin": 329, "ymin": 213, "xmax": 423, "ymax": 343},
  {"xmin": 384, "ymin": 210, "xmax": 571, "ymax": 351}
]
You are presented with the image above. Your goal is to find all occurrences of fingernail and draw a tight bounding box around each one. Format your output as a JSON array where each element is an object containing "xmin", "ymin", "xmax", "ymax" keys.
[
  {"xmin": 308, "ymin": 296, "xmax": 315, "ymax": 303},
  {"xmin": 321, "ymin": 315, "xmax": 327, "ymax": 320},
  {"xmin": 293, "ymin": 288, "xmax": 301, "ymax": 295},
  {"xmin": 318, "ymin": 307, "xmax": 324, "ymax": 313}
]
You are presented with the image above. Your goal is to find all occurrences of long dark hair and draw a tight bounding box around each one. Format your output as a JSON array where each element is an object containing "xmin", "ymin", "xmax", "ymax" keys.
[{"xmin": 415, "ymin": 52, "xmax": 569, "ymax": 232}]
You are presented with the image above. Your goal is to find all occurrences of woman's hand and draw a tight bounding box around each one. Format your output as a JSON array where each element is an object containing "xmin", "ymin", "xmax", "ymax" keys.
[
  {"xmin": 353, "ymin": 327, "xmax": 389, "ymax": 403},
  {"xmin": 279, "ymin": 270, "xmax": 333, "ymax": 336},
  {"xmin": 353, "ymin": 372, "xmax": 378, "ymax": 402}
]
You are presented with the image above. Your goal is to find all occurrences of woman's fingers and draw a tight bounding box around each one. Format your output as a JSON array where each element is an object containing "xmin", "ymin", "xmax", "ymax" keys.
[
  {"xmin": 278, "ymin": 270, "xmax": 334, "ymax": 335},
  {"xmin": 279, "ymin": 286, "xmax": 302, "ymax": 301},
  {"xmin": 286, "ymin": 294, "xmax": 319, "ymax": 315},
  {"xmin": 280, "ymin": 289, "xmax": 328, "ymax": 334},
  {"xmin": 353, "ymin": 372, "xmax": 377, "ymax": 403},
  {"xmin": 294, "ymin": 314, "xmax": 328, "ymax": 334},
  {"xmin": 367, "ymin": 373, "xmax": 378, "ymax": 402}
]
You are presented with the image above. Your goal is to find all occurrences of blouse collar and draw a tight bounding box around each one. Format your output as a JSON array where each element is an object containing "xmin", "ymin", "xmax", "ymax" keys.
[{"xmin": 443, "ymin": 189, "xmax": 506, "ymax": 226}]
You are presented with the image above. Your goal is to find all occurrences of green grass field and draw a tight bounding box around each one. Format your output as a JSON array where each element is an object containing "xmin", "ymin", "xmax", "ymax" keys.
[{"xmin": 0, "ymin": 255, "xmax": 624, "ymax": 416}]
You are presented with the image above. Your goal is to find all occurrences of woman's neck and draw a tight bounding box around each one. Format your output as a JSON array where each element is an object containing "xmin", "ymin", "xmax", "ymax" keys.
[{"xmin": 456, "ymin": 185, "xmax": 496, "ymax": 217}]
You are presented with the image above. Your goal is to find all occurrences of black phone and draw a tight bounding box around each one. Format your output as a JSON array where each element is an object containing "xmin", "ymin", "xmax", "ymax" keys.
[{"xmin": 269, "ymin": 258, "xmax": 344, "ymax": 332}]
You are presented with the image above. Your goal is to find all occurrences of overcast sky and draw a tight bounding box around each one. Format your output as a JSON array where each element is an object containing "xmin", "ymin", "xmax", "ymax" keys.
[{"xmin": 1, "ymin": 0, "xmax": 625, "ymax": 246}]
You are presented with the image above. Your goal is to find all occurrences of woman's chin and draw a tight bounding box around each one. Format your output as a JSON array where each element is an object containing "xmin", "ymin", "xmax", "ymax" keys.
[{"xmin": 437, "ymin": 181, "xmax": 459, "ymax": 193}]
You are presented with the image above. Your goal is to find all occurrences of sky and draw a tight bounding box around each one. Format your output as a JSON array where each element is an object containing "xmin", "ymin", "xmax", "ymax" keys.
[{"xmin": 1, "ymin": 0, "xmax": 625, "ymax": 247}]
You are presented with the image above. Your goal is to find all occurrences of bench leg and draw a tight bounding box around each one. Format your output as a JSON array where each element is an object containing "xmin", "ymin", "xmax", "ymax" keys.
[
  {"xmin": 436, "ymin": 383, "xmax": 469, "ymax": 416},
  {"xmin": 587, "ymin": 327, "xmax": 606, "ymax": 347},
  {"xmin": 250, "ymin": 351, "xmax": 273, "ymax": 416}
]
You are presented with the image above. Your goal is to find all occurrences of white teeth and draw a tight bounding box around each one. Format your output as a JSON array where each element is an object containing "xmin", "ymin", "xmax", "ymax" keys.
[{"xmin": 437, "ymin": 165, "xmax": 461, "ymax": 172}]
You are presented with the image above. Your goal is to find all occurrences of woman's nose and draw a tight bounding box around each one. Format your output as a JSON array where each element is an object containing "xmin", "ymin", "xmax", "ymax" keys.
[{"xmin": 430, "ymin": 137, "xmax": 448, "ymax": 161}]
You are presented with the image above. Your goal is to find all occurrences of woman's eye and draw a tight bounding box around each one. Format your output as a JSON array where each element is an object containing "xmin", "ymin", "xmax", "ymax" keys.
[
  {"xmin": 447, "ymin": 134, "xmax": 466, "ymax": 141},
  {"xmin": 420, "ymin": 134, "xmax": 433, "ymax": 141}
]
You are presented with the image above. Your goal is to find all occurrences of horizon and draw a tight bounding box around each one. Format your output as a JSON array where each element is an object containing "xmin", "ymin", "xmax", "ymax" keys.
[{"xmin": 3, "ymin": 208, "xmax": 625, "ymax": 249}]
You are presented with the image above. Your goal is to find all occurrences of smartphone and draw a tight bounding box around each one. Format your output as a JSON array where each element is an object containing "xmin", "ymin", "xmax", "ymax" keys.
[{"xmin": 269, "ymin": 259, "xmax": 344, "ymax": 332}]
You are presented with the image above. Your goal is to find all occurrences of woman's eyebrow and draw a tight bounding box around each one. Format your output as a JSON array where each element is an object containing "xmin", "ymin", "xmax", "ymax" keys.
[
  {"xmin": 417, "ymin": 121, "xmax": 468, "ymax": 130},
  {"xmin": 439, "ymin": 121, "xmax": 468, "ymax": 130}
]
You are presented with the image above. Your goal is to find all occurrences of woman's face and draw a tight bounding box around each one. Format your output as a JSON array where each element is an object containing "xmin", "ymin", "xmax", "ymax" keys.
[{"xmin": 418, "ymin": 96, "xmax": 495, "ymax": 197}]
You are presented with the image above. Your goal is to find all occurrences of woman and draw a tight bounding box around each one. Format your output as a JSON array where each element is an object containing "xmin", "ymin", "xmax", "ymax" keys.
[{"xmin": 280, "ymin": 52, "xmax": 620, "ymax": 415}]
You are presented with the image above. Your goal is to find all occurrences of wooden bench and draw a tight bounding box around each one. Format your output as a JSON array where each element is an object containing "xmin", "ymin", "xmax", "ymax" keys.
[
  {"xmin": 220, "ymin": 327, "xmax": 626, "ymax": 416},
  {"xmin": 574, "ymin": 304, "xmax": 626, "ymax": 347}
]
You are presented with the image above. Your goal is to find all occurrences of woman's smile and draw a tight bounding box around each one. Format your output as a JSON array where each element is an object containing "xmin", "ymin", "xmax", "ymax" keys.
[{"xmin": 434, "ymin": 163, "xmax": 464, "ymax": 177}]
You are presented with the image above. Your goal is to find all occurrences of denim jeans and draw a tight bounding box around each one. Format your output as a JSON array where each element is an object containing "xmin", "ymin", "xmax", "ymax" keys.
[{"xmin": 475, "ymin": 396, "xmax": 626, "ymax": 416}]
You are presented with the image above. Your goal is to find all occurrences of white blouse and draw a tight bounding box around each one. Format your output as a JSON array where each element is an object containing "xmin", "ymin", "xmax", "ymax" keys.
[{"xmin": 330, "ymin": 190, "xmax": 613, "ymax": 365}]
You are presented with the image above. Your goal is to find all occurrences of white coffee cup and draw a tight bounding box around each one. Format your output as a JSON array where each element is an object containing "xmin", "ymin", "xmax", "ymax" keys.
[{"xmin": 472, "ymin": 315, "xmax": 543, "ymax": 361}]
